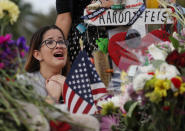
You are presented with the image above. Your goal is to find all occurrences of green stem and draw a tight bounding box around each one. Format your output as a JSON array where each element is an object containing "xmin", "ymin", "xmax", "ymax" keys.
[
  {"xmin": 177, "ymin": 100, "xmax": 185, "ymax": 130},
  {"xmin": 1, "ymin": 24, "xmax": 4, "ymax": 36},
  {"xmin": 0, "ymin": 20, "xmax": 7, "ymax": 36}
]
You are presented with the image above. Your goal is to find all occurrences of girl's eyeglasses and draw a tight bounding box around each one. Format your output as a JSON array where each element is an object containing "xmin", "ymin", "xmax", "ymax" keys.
[{"xmin": 41, "ymin": 39, "xmax": 69, "ymax": 49}]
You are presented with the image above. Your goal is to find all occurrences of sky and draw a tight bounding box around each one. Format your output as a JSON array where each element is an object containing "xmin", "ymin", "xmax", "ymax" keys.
[{"xmin": 22, "ymin": 0, "xmax": 55, "ymax": 14}]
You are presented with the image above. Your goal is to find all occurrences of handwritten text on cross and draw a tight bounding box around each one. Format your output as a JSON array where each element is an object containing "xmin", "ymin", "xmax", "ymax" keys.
[{"xmin": 84, "ymin": 8, "xmax": 173, "ymax": 26}]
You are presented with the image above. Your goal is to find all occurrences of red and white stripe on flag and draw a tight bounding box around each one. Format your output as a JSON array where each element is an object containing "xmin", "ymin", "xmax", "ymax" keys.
[
  {"xmin": 63, "ymin": 83, "xmax": 97, "ymax": 114},
  {"xmin": 63, "ymin": 51, "xmax": 107, "ymax": 114}
]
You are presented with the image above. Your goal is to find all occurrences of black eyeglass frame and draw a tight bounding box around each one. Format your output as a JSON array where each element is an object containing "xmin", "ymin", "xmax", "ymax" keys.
[{"xmin": 40, "ymin": 39, "xmax": 69, "ymax": 49}]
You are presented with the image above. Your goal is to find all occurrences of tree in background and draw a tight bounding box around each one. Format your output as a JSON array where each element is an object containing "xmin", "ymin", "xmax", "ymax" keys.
[
  {"xmin": 177, "ymin": 0, "xmax": 185, "ymax": 7},
  {"xmin": 6, "ymin": 0, "xmax": 57, "ymax": 42}
]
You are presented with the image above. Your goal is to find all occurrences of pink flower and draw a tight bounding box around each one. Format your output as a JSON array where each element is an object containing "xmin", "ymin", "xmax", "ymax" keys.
[
  {"xmin": 20, "ymin": 50, "xmax": 25, "ymax": 57},
  {"xmin": 0, "ymin": 62, "xmax": 5, "ymax": 69},
  {"xmin": 101, "ymin": 115, "xmax": 119, "ymax": 131},
  {"xmin": 0, "ymin": 34, "xmax": 12, "ymax": 44},
  {"xmin": 119, "ymin": 84, "xmax": 133, "ymax": 113}
]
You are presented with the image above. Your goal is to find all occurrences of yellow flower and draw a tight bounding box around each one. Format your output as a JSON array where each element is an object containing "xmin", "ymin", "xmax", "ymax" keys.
[
  {"xmin": 145, "ymin": 77, "xmax": 157, "ymax": 89},
  {"xmin": 146, "ymin": 79, "xmax": 171, "ymax": 103},
  {"xmin": 172, "ymin": 78, "xmax": 185, "ymax": 96},
  {"xmin": 154, "ymin": 79, "xmax": 171, "ymax": 97},
  {"xmin": 100, "ymin": 102, "xmax": 118, "ymax": 115},
  {"xmin": 0, "ymin": 0, "xmax": 20, "ymax": 24},
  {"xmin": 175, "ymin": 83, "xmax": 185, "ymax": 95},
  {"xmin": 180, "ymin": 83, "xmax": 185, "ymax": 94},
  {"xmin": 145, "ymin": 91, "xmax": 162, "ymax": 103},
  {"xmin": 120, "ymin": 85, "xmax": 125, "ymax": 93}
]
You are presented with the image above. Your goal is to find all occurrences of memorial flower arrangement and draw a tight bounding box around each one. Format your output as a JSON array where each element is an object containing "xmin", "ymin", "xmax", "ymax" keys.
[
  {"xmin": 93, "ymin": 1, "xmax": 185, "ymax": 129},
  {"xmin": 97, "ymin": 24, "xmax": 185, "ymax": 130},
  {"xmin": 0, "ymin": 0, "xmax": 25, "ymax": 73},
  {"xmin": 98, "ymin": 45, "xmax": 185, "ymax": 131}
]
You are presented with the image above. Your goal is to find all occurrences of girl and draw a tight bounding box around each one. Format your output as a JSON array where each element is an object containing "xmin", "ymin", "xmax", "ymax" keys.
[{"xmin": 25, "ymin": 25, "xmax": 68, "ymax": 104}]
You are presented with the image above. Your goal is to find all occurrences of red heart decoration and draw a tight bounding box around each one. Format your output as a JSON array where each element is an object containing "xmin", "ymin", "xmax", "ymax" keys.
[{"xmin": 108, "ymin": 30, "xmax": 170, "ymax": 71}]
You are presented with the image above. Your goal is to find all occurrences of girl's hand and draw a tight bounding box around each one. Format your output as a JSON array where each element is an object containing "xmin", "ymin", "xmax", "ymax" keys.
[{"xmin": 45, "ymin": 75, "xmax": 66, "ymax": 102}]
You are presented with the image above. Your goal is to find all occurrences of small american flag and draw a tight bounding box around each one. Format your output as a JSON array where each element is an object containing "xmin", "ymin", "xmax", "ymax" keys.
[{"xmin": 63, "ymin": 51, "xmax": 107, "ymax": 114}]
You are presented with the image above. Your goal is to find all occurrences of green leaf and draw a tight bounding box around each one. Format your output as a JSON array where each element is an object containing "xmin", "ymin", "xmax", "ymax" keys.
[
  {"xmin": 127, "ymin": 102, "xmax": 139, "ymax": 118},
  {"xmin": 180, "ymin": 49, "xmax": 185, "ymax": 53},
  {"xmin": 169, "ymin": 36, "xmax": 180, "ymax": 49},
  {"xmin": 124, "ymin": 100, "xmax": 135, "ymax": 112}
]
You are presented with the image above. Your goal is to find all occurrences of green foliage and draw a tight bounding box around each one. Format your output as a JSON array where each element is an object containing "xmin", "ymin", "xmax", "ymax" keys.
[
  {"xmin": 0, "ymin": 70, "xmax": 66, "ymax": 131},
  {"xmin": 169, "ymin": 36, "xmax": 180, "ymax": 50},
  {"xmin": 3, "ymin": 0, "xmax": 57, "ymax": 41},
  {"xmin": 101, "ymin": 102, "xmax": 119, "ymax": 116},
  {"xmin": 114, "ymin": 96, "xmax": 185, "ymax": 131}
]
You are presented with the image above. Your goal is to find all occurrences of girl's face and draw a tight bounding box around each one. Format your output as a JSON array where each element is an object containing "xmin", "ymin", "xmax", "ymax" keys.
[{"xmin": 38, "ymin": 29, "xmax": 67, "ymax": 70}]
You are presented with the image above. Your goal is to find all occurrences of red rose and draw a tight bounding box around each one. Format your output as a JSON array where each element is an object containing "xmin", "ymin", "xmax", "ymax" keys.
[
  {"xmin": 177, "ymin": 52, "xmax": 185, "ymax": 67},
  {"xmin": 171, "ymin": 77, "xmax": 182, "ymax": 89},
  {"xmin": 50, "ymin": 121, "xmax": 71, "ymax": 131},
  {"xmin": 148, "ymin": 72, "xmax": 155, "ymax": 75},
  {"xmin": 163, "ymin": 106, "xmax": 170, "ymax": 111},
  {"xmin": 166, "ymin": 50, "xmax": 180, "ymax": 65}
]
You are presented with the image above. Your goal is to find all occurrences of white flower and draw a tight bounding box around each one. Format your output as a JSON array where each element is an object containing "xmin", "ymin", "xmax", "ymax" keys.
[
  {"xmin": 172, "ymin": 32, "xmax": 179, "ymax": 40},
  {"xmin": 137, "ymin": 64, "xmax": 155, "ymax": 73},
  {"xmin": 133, "ymin": 73, "xmax": 153, "ymax": 91},
  {"xmin": 108, "ymin": 95, "xmax": 121, "ymax": 107},
  {"xmin": 97, "ymin": 95, "xmax": 121, "ymax": 107},
  {"xmin": 97, "ymin": 99, "xmax": 108, "ymax": 107},
  {"xmin": 148, "ymin": 44, "xmax": 168, "ymax": 60},
  {"xmin": 171, "ymin": 82, "xmax": 178, "ymax": 92},
  {"xmin": 173, "ymin": 31, "xmax": 185, "ymax": 46},
  {"xmin": 156, "ymin": 63, "xmax": 180, "ymax": 80},
  {"xmin": 158, "ymin": 41, "xmax": 175, "ymax": 52},
  {"xmin": 120, "ymin": 84, "xmax": 132, "ymax": 105}
]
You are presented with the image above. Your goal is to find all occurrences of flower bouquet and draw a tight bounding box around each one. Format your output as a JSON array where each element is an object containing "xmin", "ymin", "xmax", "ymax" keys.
[
  {"xmin": 97, "ymin": 23, "xmax": 185, "ymax": 131},
  {"xmin": 98, "ymin": 42, "xmax": 185, "ymax": 131},
  {"xmin": 0, "ymin": 34, "xmax": 29, "ymax": 75}
]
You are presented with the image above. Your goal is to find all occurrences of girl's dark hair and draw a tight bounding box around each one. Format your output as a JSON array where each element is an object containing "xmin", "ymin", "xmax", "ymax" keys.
[{"xmin": 25, "ymin": 25, "xmax": 68, "ymax": 76}]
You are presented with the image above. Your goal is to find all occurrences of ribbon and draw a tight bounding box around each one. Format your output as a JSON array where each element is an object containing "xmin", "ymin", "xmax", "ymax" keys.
[
  {"xmin": 81, "ymin": 8, "xmax": 107, "ymax": 20},
  {"xmin": 126, "ymin": 4, "xmax": 146, "ymax": 26},
  {"xmin": 96, "ymin": 38, "xmax": 109, "ymax": 54}
]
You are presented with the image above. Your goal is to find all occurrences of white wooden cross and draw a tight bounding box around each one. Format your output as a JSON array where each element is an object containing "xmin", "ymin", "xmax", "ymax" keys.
[{"xmin": 84, "ymin": 8, "xmax": 173, "ymax": 37}]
